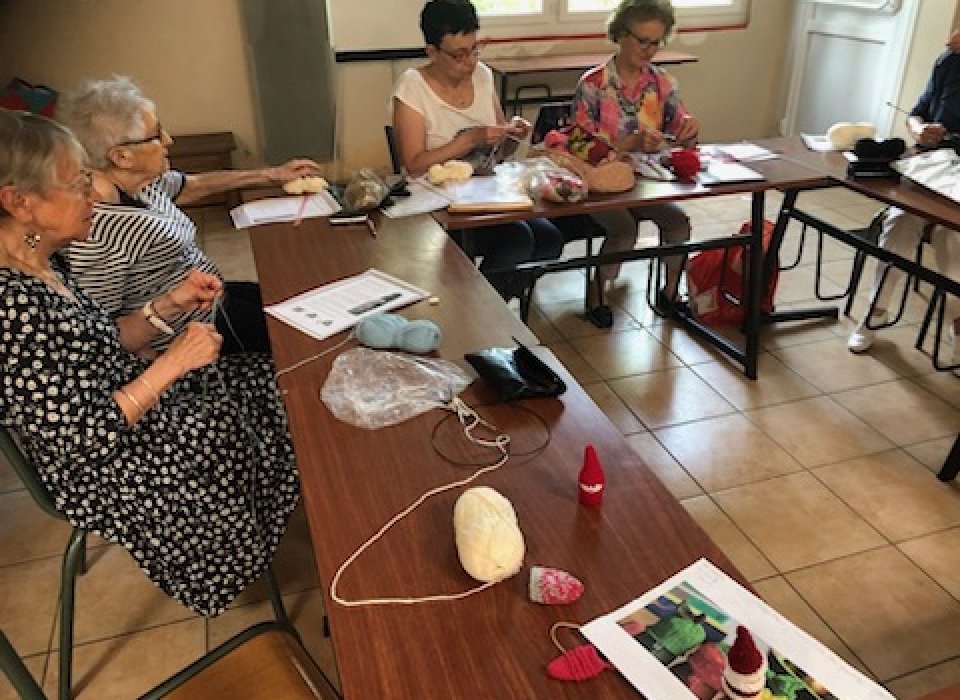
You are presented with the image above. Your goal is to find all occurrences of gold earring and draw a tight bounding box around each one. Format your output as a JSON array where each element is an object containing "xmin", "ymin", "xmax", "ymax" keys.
[{"xmin": 24, "ymin": 232, "xmax": 40, "ymax": 250}]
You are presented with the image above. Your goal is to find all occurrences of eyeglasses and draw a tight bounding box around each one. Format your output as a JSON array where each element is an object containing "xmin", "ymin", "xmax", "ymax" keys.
[
  {"xmin": 118, "ymin": 121, "xmax": 165, "ymax": 147},
  {"xmin": 623, "ymin": 28, "xmax": 665, "ymax": 50},
  {"xmin": 62, "ymin": 169, "xmax": 94, "ymax": 195},
  {"xmin": 434, "ymin": 41, "xmax": 484, "ymax": 63},
  {"xmin": 49, "ymin": 169, "xmax": 94, "ymax": 197}
]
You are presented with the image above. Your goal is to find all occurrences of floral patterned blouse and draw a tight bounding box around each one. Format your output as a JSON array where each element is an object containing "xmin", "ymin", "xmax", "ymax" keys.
[{"xmin": 572, "ymin": 57, "xmax": 690, "ymax": 144}]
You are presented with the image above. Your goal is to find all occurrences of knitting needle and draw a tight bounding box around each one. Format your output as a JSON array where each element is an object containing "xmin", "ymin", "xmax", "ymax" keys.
[
  {"xmin": 886, "ymin": 101, "xmax": 960, "ymax": 142},
  {"xmin": 292, "ymin": 194, "xmax": 309, "ymax": 227}
]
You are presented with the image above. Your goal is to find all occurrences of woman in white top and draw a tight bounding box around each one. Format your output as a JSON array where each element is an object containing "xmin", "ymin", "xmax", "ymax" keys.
[{"xmin": 392, "ymin": 0, "xmax": 566, "ymax": 299}]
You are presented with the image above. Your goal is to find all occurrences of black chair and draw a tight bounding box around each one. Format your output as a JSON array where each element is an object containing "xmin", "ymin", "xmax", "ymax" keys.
[
  {"xmin": 0, "ymin": 621, "xmax": 339, "ymax": 700},
  {"xmin": 0, "ymin": 426, "xmax": 292, "ymax": 700},
  {"xmin": 384, "ymin": 124, "xmax": 401, "ymax": 174}
]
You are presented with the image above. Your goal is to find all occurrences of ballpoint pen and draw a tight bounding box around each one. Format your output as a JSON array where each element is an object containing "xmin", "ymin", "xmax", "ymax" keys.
[{"xmin": 347, "ymin": 292, "xmax": 402, "ymax": 315}]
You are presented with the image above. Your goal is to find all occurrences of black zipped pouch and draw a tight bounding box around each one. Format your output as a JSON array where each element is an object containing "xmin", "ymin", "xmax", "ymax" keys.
[{"xmin": 464, "ymin": 343, "xmax": 566, "ymax": 402}]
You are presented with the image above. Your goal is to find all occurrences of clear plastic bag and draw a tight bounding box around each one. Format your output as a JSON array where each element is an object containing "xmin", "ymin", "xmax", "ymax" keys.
[
  {"xmin": 342, "ymin": 168, "xmax": 390, "ymax": 212},
  {"xmin": 321, "ymin": 347, "xmax": 473, "ymax": 429},
  {"xmin": 520, "ymin": 157, "xmax": 588, "ymax": 203}
]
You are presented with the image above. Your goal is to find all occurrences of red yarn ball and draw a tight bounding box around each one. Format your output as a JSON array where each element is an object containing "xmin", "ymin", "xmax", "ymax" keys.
[{"xmin": 670, "ymin": 148, "xmax": 701, "ymax": 179}]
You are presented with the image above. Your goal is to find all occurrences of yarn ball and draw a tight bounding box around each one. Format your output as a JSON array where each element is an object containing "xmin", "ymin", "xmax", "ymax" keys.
[
  {"xmin": 453, "ymin": 487, "xmax": 525, "ymax": 583},
  {"xmin": 670, "ymin": 148, "xmax": 701, "ymax": 179},
  {"xmin": 354, "ymin": 313, "xmax": 441, "ymax": 354},
  {"xmin": 354, "ymin": 313, "xmax": 407, "ymax": 349},
  {"xmin": 543, "ymin": 130, "xmax": 569, "ymax": 149},
  {"xmin": 826, "ymin": 121, "xmax": 876, "ymax": 150},
  {"xmin": 398, "ymin": 319, "xmax": 442, "ymax": 354}
]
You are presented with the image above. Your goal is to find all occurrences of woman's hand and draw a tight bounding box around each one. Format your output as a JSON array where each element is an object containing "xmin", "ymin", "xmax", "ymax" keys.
[
  {"xmin": 506, "ymin": 116, "xmax": 531, "ymax": 139},
  {"xmin": 623, "ymin": 125, "xmax": 667, "ymax": 154},
  {"xmin": 463, "ymin": 125, "xmax": 511, "ymax": 149},
  {"xmin": 264, "ymin": 158, "xmax": 323, "ymax": 184},
  {"xmin": 674, "ymin": 114, "xmax": 700, "ymax": 146},
  {"xmin": 917, "ymin": 122, "xmax": 947, "ymax": 147},
  {"xmin": 163, "ymin": 323, "xmax": 222, "ymax": 375},
  {"xmin": 167, "ymin": 270, "xmax": 222, "ymax": 314}
]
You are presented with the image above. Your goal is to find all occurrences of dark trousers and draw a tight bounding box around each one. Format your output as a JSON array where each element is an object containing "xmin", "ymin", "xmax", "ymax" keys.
[
  {"xmin": 455, "ymin": 218, "xmax": 566, "ymax": 299},
  {"xmin": 216, "ymin": 281, "xmax": 272, "ymax": 355}
]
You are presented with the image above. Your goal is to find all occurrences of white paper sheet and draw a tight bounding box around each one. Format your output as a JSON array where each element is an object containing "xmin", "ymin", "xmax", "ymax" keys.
[
  {"xmin": 381, "ymin": 180, "xmax": 452, "ymax": 218},
  {"xmin": 230, "ymin": 191, "xmax": 342, "ymax": 229},
  {"xmin": 893, "ymin": 148, "xmax": 960, "ymax": 204},
  {"xmin": 265, "ymin": 269, "xmax": 428, "ymax": 341},
  {"xmin": 699, "ymin": 161, "xmax": 765, "ymax": 185},
  {"xmin": 716, "ymin": 142, "xmax": 779, "ymax": 162},
  {"xmin": 581, "ymin": 559, "xmax": 894, "ymax": 700},
  {"xmin": 801, "ymin": 133, "xmax": 839, "ymax": 152}
]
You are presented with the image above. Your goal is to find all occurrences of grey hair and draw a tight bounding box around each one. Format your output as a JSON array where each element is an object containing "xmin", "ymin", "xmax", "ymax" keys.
[
  {"xmin": 0, "ymin": 109, "xmax": 86, "ymax": 219},
  {"xmin": 55, "ymin": 76, "xmax": 155, "ymax": 169},
  {"xmin": 607, "ymin": 0, "xmax": 676, "ymax": 43}
]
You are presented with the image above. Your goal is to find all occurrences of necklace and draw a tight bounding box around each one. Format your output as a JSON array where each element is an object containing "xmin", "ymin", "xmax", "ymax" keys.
[{"xmin": 424, "ymin": 66, "xmax": 473, "ymax": 109}]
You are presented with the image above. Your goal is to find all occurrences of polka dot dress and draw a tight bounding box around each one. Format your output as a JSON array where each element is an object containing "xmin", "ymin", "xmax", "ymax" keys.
[{"xmin": 0, "ymin": 265, "xmax": 300, "ymax": 616}]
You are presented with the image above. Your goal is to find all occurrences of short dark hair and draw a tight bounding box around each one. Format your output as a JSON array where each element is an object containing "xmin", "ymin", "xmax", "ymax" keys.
[
  {"xmin": 420, "ymin": 0, "xmax": 480, "ymax": 47},
  {"xmin": 607, "ymin": 0, "xmax": 676, "ymax": 43}
]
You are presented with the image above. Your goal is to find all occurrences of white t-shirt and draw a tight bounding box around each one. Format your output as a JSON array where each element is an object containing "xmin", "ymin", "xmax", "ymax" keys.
[{"xmin": 391, "ymin": 62, "xmax": 499, "ymax": 151}]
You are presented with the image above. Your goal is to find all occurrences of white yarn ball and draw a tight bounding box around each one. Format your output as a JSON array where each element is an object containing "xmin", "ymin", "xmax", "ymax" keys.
[
  {"xmin": 453, "ymin": 487, "xmax": 525, "ymax": 583},
  {"xmin": 826, "ymin": 122, "xmax": 876, "ymax": 150}
]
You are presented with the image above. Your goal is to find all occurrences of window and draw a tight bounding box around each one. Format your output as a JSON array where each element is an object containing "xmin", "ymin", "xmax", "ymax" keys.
[
  {"xmin": 474, "ymin": 0, "xmax": 544, "ymax": 16},
  {"xmin": 476, "ymin": 0, "xmax": 749, "ymax": 32}
]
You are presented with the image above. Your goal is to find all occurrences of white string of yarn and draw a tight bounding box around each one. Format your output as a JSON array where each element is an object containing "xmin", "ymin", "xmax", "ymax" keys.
[
  {"xmin": 329, "ymin": 396, "xmax": 513, "ymax": 607},
  {"xmin": 208, "ymin": 297, "xmax": 511, "ymax": 605}
]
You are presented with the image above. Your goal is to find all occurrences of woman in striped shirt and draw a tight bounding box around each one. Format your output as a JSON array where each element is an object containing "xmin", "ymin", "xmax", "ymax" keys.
[{"xmin": 56, "ymin": 76, "xmax": 321, "ymax": 355}]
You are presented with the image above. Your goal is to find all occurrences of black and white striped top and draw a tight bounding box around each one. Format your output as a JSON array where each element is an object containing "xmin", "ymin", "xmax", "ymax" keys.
[{"xmin": 65, "ymin": 171, "xmax": 221, "ymax": 349}]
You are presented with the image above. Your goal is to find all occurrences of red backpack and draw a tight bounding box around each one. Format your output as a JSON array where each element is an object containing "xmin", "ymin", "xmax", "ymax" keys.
[{"xmin": 686, "ymin": 220, "xmax": 778, "ymax": 326}]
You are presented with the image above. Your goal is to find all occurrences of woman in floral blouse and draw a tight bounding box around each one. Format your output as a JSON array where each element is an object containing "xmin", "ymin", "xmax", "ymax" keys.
[{"xmin": 572, "ymin": 0, "xmax": 699, "ymax": 311}]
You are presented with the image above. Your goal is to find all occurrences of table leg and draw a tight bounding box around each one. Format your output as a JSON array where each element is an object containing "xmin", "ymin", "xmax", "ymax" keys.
[
  {"xmin": 740, "ymin": 192, "xmax": 766, "ymax": 379},
  {"xmin": 937, "ymin": 434, "xmax": 960, "ymax": 482}
]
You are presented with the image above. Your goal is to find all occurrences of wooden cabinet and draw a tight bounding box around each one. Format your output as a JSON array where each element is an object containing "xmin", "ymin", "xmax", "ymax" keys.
[{"xmin": 167, "ymin": 132, "xmax": 237, "ymax": 209}]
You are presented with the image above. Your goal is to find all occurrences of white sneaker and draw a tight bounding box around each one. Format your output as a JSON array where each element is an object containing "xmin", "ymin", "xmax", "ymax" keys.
[{"xmin": 847, "ymin": 312, "xmax": 888, "ymax": 353}]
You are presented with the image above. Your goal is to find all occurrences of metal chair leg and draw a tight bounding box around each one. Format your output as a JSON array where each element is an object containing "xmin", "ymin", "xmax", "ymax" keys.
[
  {"xmin": 916, "ymin": 289, "xmax": 941, "ymax": 351},
  {"xmin": 843, "ymin": 250, "xmax": 866, "ymax": 317},
  {"xmin": 262, "ymin": 565, "xmax": 291, "ymax": 630},
  {"xmin": 59, "ymin": 528, "xmax": 87, "ymax": 700}
]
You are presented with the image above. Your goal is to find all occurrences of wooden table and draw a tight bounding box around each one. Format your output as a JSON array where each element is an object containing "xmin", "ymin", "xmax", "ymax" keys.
[
  {"xmin": 488, "ymin": 50, "xmax": 698, "ymax": 114},
  {"xmin": 434, "ymin": 155, "xmax": 831, "ymax": 380},
  {"xmin": 250, "ymin": 212, "xmax": 743, "ymax": 698}
]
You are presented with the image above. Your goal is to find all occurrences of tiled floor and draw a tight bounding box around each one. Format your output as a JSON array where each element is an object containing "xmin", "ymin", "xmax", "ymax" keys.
[{"xmin": 3, "ymin": 188, "xmax": 960, "ymax": 699}]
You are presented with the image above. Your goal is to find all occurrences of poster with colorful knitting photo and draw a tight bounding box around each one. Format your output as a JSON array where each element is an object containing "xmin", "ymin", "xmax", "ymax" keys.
[
  {"xmin": 618, "ymin": 583, "xmax": 837, "ymax": 699},
  {"xmin": 581, "ymin": 559, "xmax": 895, "ymax": 700}
]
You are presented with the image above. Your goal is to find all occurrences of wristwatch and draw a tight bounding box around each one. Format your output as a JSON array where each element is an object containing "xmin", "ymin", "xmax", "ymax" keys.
[{"xmin": 142, "ymin": 299, "xmax": 175, "ymax": 335}]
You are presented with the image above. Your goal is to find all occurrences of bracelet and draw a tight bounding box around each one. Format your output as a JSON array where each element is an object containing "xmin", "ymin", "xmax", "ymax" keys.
[
  {"xmin": 138, "ymin": 377, "xmax": 161, "ymax": 403},
  {"xmin": 120, "ymin": 388, "xmax": 146, "ymax": 413},
  {"xmin": 143, "ymin": 299, "xmax": 175, "ymax": 336}
]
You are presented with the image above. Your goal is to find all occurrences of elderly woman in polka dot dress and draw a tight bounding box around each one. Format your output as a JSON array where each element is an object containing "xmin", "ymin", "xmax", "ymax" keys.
[{"xmin": 0, "ymin": 109, "xmax": 299, "ymax": 616}]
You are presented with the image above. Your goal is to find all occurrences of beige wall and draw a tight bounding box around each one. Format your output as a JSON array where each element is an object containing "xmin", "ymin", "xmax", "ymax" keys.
[
  {"xmin": 0, "ymin": 0, "xmax": 793, "ymax": 175},
  {"xmin": 0, "ymin": 0, "xmax": 263, "ymax": 168}
]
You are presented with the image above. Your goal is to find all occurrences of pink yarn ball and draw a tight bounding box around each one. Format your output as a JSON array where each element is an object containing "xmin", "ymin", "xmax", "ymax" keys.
[{"xmin": 544, "ymin": 130, "xmax": 569, "ymax": 149}]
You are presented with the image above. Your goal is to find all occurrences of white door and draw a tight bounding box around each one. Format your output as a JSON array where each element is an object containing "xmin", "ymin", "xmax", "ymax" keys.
[{"xmin": 782, "ymin": 0, "xmax": 918, "ymax": 137}]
